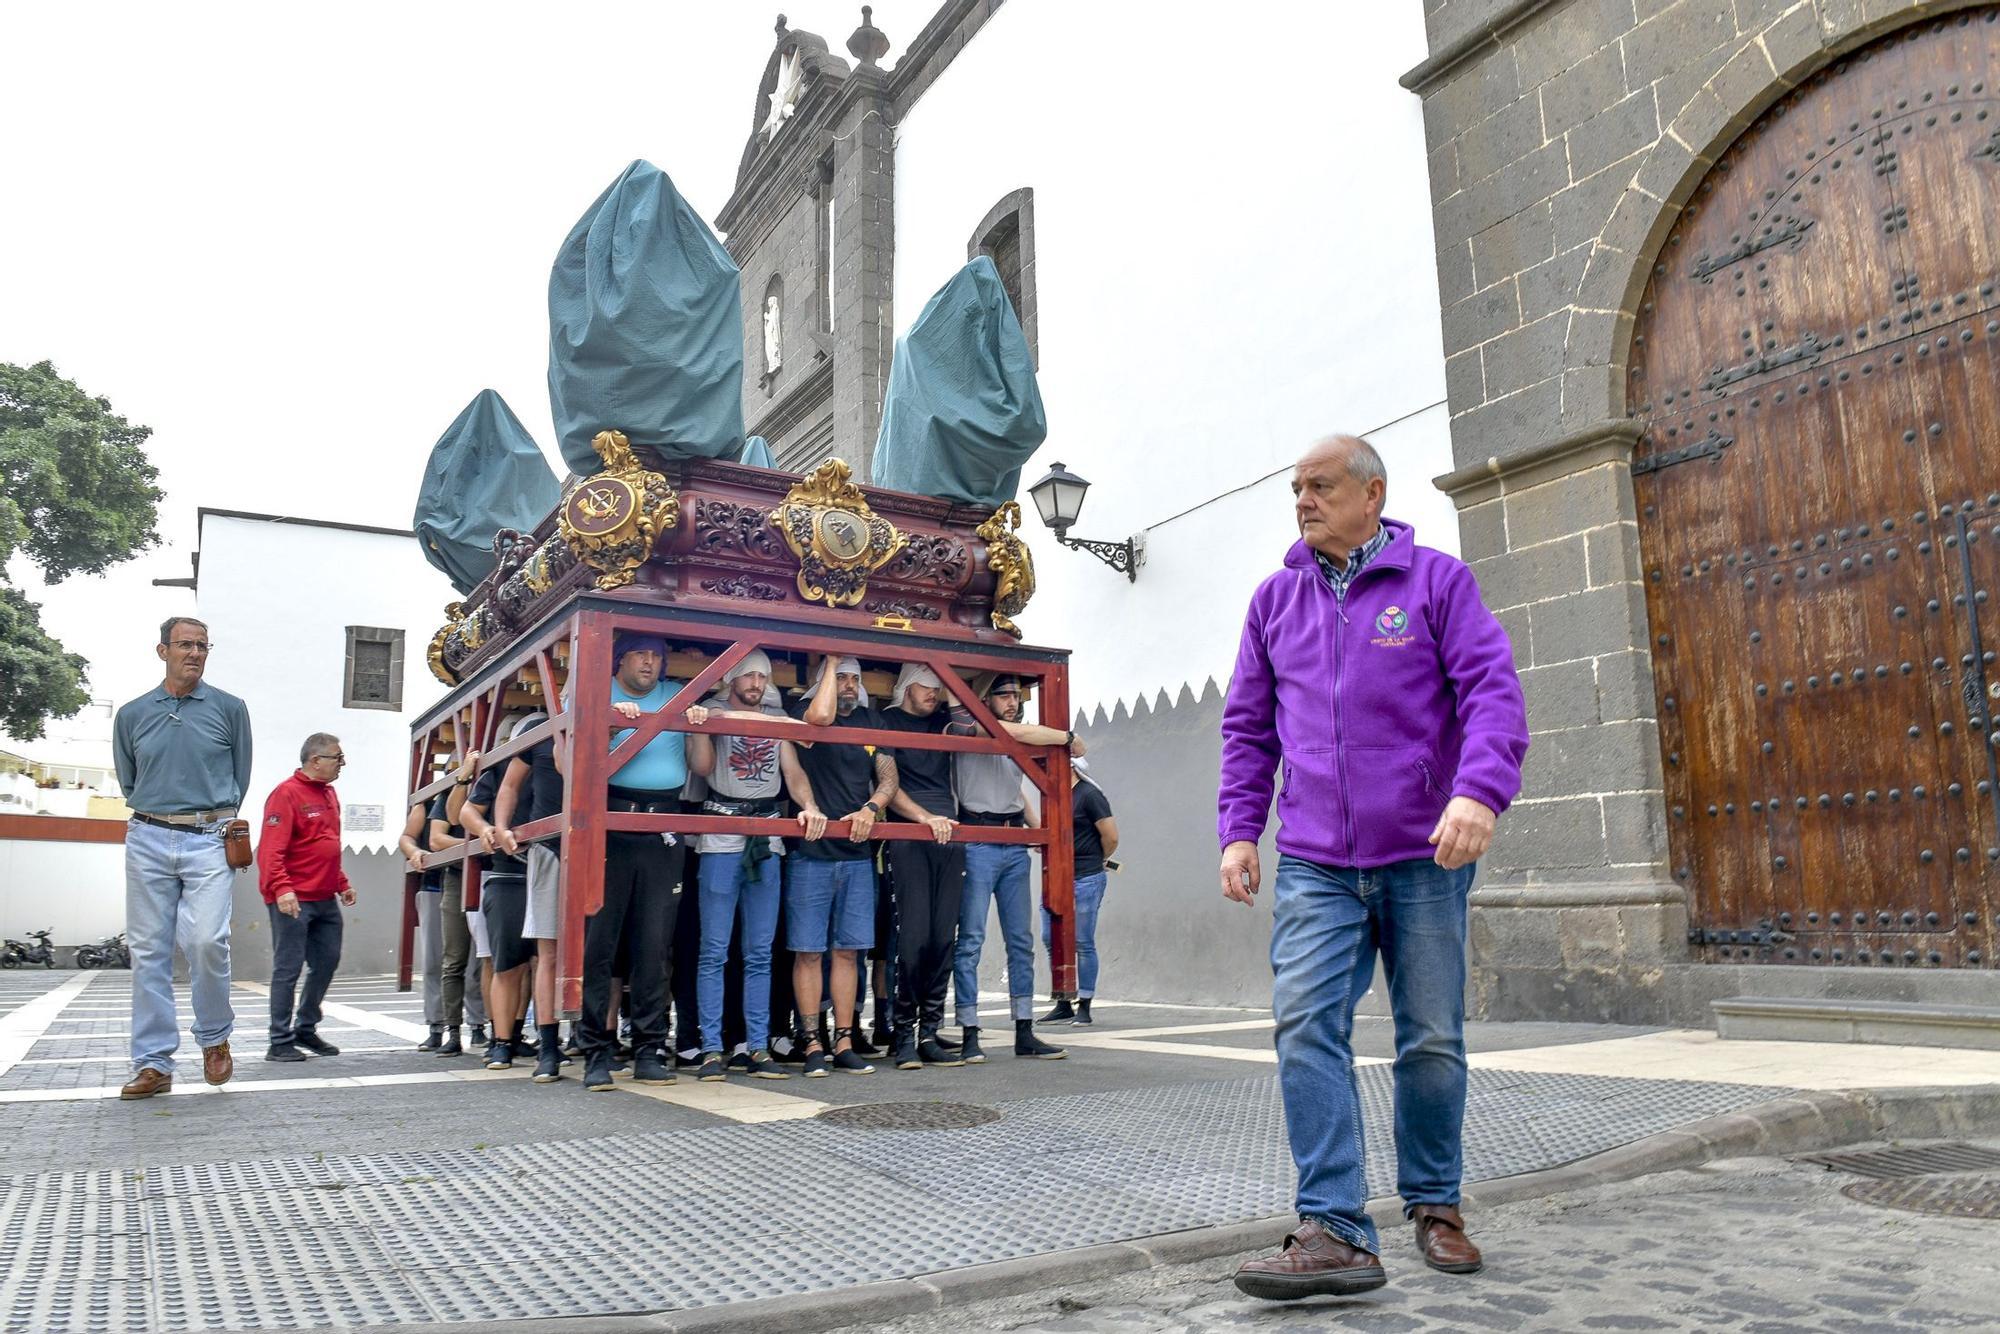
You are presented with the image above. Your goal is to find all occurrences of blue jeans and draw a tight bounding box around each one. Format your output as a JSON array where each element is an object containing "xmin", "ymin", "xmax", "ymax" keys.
[
  {"xmin": 1270, "ymin": 853, "xmax": 1472, "ymax": 1254},
  {"xmin": 786, "ymin": 857, "xmax": 875, "ymax": 952},
  {"xmin": 955, "ymin": 843, "xmax": 1036, "ymax": 1026},
  {"xmin": 125, "ymin": 818, "xmax": 235, "ymax": 1073},
  {"xmin": 1040, "ymin": 870, "xmax": 1109, "ymax": 998},
  {"xmin": 268, "ymin": 898, "xmax": 343, "ymax": 1045},
  {"xmin": 697, "ymin": 851, "xmax": 781, "ymax": 1052}
]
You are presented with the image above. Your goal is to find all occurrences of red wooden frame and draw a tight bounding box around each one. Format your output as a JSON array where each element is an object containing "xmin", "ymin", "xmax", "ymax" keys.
[{"xmin": 403, "ymin": 599, "xmax": 1077, "ymax": 1017}]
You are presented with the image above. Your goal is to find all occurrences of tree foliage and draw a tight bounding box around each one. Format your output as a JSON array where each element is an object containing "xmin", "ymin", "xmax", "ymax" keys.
[
  {"xmin": 0, "ymin": 587, "xmax": 89, "ymax": 741},
  {"xmin": 0, "ymin": 360, "xmax": 162, "ymax": 740},
  {"xmin": 0, "ymin": 360, "xmax": 162, "ymax": 580}
]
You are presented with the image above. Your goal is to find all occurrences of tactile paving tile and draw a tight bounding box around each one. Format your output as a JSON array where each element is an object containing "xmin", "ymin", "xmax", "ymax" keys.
[{"xmin": 2, "ymin": 1066, "xmax": 1790, "ymax": 1330}]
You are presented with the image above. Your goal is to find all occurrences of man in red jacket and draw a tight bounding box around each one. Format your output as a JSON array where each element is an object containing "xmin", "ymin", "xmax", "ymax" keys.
[{"xmin": 258, "ymin": 732, "xmax": 357, "ymax": 1062}]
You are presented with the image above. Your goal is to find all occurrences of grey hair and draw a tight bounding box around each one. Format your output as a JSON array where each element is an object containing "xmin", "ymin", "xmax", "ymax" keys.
[
  {"xmin": 301, "ymin": 732, "xmax": 341, "ymax": 764},
  {"xmin": 159, "ymin": 616, "xmax": 208, "ymax": 645},
  {"xmin": 1342, "ymin": 436, "xmax": 1387, "ymax": 490}
]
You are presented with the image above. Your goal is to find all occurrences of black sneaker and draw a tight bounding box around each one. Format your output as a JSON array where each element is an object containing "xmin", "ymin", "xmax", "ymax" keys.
[
  {"xmin": 831, "ymin": 1047, "xmax": 874, "ymax": 1075},
  {"xmin": 512, "ymin": 1034, "xmax": 539, "ymax": 1059},
  {"xmin": 1015, "ymin": 1020, "xmax": 1067, "ymax": 1059},
  {"xmin": 483, "ymin": 1041, "xmax": 514, "ymax": 1070},
  {"xmin": 869, "ymin": 1024, "xmax": 895, "ymax": 1049},
  {"xmin": 435, "ymin": 1028, "xmax": 464, "ymax": 1057},
  {"xmin": 1071, "ymin": 1003, "xmax": 1095, "ymax": 1027},
  {"xmin": 1042, "ymin": 998, "xmax": 1075, "ymax": 1024},
  {"xmin": 848, "ymin": 1029, "xmax": 880, "ymax": 1057},
  {"xmin": 532, "ymin": 1045, "xmax": 564, "ymax": 1084},
  {"xmin": 802, "ymin": 1045, "xmax": 830, "ymax": 1078},
  {"xmin": 674, "ymin": 1048, "xmax": 701, "ymax": 1069},
  {"xmin": 617, "ymin": 1042, "xmax": 636, "ymax": 1063},
  {"xmin": 608, "ymin": 1051, "xmax": 630, "ymax": 1075},
  {"xmin": 265, "ymin": 1044, "xmax": 307, "ymax": 1063},
  {"xmin": 583, "ymin": 1052, "xmax": 614, "ymax": 1091},
  {"xmin": 770, "ymin": 1036, "xmax": 805, "ymax": 1065},
  {"xmin": 961, "ymin": 1028, "xmax": 987, "ymax": 1064},
  {"xmin": 294, "ymin": 1032, "xmax": 339, "ymax": 1057},
  {"xmin": 469, "ymin": 1024, "xmax": 488, "ymax": 1046},
  {"xmin": 562, "ymin": 1028, "xmax": 583, "ymax": 1057},
  {"xmin": 933, "ymin": 1030, "xmax": 962, "ymax": 1051},
  {"xmin": 415, "ymin": 1025, "xmax": 444, "ymax": 1053},
  {"xmin": 726, "ymin": 1050, "xmax": 752, "ymax": 1074},
  {"xmin": 746, "ymin": 1049, "xmax": 790, "ymax": 1079},
  {"xmin": 893, "ymin": 1031, "xmax": 920, "ymax": 1070},
  {"xmin": 918, "ymin": 1034, "xmax": 965, "ymax": 1067},
  {"xmin": 633, "ymin": 1051, "xmax": 675, "ymax": 1085},
  {"xmin": 697, "ymin": 1052, "xmax": 726, "ymax": 1082}
]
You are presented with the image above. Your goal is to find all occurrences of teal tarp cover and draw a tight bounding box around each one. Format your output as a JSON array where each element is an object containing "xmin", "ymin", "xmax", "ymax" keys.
[
  {"xmin": 547, "ymin": 159, "xmax": 745, "ymax": 476},
  {"xmin": 870, "ymin": 256, "xmax": 1046, "ymax": 507},
  {"xmin": 738, "ymin": 435, "xmax": 775, "ymax": 469},
  {"xmin": 414, "ymin": 390, "xmax": 561, "ymax": 595}
]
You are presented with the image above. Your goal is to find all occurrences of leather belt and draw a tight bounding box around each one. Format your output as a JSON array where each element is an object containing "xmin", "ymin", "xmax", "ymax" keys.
[
  {"xmin": 608, "ymin": 787, "xmax": 681, "ymax": 815},
  {"xmin": 958, "ymin": 808, "xmax": 1026, "ymax": 828},
  {"xmin": 133, "ymin": 809, "xmax": 235, "ymax": 829},
  {"xmin": 702, "ymin": 797, "xmax": 782, "ymax": 818}
]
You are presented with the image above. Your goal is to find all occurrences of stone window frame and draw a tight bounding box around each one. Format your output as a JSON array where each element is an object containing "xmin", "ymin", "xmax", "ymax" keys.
[
  {"xmin": 967, "ymin": 186, "xmax": 1038, "ymax": 367},
  {"xmin": 342, "ymin": 625, "xmax": 405, "ymax": 712}
]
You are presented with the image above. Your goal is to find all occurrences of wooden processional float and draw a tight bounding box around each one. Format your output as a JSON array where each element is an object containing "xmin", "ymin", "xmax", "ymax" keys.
[{"xmin": 400, "ymin": 430, "xmax": 1077, "ymax": 1017}]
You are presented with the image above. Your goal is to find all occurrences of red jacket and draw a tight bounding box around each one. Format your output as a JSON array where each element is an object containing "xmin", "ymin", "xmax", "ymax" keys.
[{"xmin": 257, "ymin": 770, "xmax": 348, "ymax": 904}]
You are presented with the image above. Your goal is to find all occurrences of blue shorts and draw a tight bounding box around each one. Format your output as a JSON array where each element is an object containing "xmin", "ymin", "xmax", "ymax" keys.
[{"xmin": 786, "ymin": 857, "xmax": 876, "ymax": 953}]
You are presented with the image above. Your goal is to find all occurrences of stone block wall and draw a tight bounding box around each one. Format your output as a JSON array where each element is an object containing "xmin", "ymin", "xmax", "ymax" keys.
[{"xmin": 1411, "ymin": 0, "xmax": 1973, "ymax": 1020}]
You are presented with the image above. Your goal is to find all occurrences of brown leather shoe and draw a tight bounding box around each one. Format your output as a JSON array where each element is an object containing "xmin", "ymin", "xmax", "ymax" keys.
[
  {"xmin": 1233, "ymin": 1219, "xmax": 1386, "ymax": 1301},
  {"xmin": 120, "ymin": 1068, "xmax": 173, "ymax": 1100},
  {"xmin": 1413, "ymin": 1203, "xmax": 1483, "ymax": 1273},
  {"xmin": 202, "ymin": 1041, "xmax": 234, "ymax": 1086}
]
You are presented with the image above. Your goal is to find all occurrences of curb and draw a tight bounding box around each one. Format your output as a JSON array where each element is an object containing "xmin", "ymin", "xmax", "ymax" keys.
[{"xmin": 313, "ymin": 1082, "xmax": 2000, "ymax": 1334}]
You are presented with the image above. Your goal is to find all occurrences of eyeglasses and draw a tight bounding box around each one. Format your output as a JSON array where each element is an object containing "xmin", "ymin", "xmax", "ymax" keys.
[
  {"xmin": 314, "ymin": 754, "xmax": 347, "ymax": 764},
  {"xmin": 168, "ymin": 641, "xmax": 212, "ymax": 653}
]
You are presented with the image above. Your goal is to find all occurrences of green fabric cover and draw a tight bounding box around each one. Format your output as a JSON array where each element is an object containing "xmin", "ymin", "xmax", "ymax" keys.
[
  {"xmin": 870, "ymin": 256, "xmax": 1046, "ymax": 506},
  {"xmin": 547, "ymin": 160, "xmax": 745, "ymax": 476},
  {"xmin": 738, "ymin": 435, "xmax": 775, "ymax": 469},
  {"xmin": 413, "ymin": 390, "xmax": 560, "ymax": 595}
]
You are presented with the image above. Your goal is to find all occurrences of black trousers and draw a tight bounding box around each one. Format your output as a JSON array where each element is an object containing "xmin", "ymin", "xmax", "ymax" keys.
[
  {"xmin": 888, "ymin": 842, "xmax": 964, "ymax": 1034},
  {"xmin": 581, "ymin": 833, "xmax": 682, "ymax": 1056},
  {"xmin": 268, "ymin": 898, "xmax": 343, "ymax": 1045}
]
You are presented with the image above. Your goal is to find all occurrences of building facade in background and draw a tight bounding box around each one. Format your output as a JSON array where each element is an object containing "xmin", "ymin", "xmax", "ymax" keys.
[
  {"xmin": 1413, "ymin": 0, "xmax": 2000, "ymax": 1019},
  {"xmin": 717, "ymin": 2, "xmax": 1456, "ymax": 1007},
  {"xmin": 185, "ymin": 509, "xmax": 455, "ymax": 977}
]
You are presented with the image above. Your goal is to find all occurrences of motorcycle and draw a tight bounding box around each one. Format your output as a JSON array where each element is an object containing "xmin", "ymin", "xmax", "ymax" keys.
[
  {"xmin": 74, "ymin": 933, "xmax": 131, "ymax": 970},
  {"xmin": 0, "ymin": 929, "xmax": 57, "ymax": 969}
]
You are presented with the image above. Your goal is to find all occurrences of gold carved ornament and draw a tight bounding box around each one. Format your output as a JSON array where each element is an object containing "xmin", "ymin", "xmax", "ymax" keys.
[
  {"xmin": 557, "ymin": 430, "xmax": 681, "ymax": 591},
  {"xmin": 426, "ymin": 600, "xmax": 486, "ymax": 685},
  {"xmin": 772, "ymin": 458, "xmax": 909, "ymax": 608},
  {"xmin": 976, "ymin": 500, "xmax": 1036, "ymax": 638}
]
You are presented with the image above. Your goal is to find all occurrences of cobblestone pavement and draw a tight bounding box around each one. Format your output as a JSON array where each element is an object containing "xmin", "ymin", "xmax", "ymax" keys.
[{"xmin": 834, "ymin": 1150, "xmax": 2000, "ymax": 1333}]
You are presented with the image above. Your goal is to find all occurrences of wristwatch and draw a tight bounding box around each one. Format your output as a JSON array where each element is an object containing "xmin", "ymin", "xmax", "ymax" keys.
[{"xmin": 862, "ymin": 800, "xmax": 881, "ymax": 815}]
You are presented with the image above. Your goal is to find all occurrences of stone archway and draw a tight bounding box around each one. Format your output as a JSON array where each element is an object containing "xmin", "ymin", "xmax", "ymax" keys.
[{"xmin": 1625, "ymin": 8, "xmax": 2000, "ymax": 969}]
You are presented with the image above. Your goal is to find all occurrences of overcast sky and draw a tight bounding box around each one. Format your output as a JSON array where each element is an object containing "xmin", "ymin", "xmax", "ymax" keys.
[{"xmin": 2, "ymin": 1, "xmax": 942, "ymax": 716}]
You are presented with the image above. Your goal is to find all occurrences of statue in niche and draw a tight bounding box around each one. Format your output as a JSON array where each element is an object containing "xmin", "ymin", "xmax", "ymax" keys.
[{"xmin": 763, "ymin": 291, "xmax": 783, "ymax": 375}]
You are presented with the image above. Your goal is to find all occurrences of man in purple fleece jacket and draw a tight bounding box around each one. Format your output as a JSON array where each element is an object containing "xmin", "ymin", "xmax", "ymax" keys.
[{"xmin": 1220, "ymin": 434, "xmax": 1528, "ymax": 1301}]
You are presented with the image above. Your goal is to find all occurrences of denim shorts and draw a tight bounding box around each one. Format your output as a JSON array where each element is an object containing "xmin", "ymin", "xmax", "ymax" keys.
[{"xmin": 786, "ymin": 856, "xmax": 875, "ymax": 952}]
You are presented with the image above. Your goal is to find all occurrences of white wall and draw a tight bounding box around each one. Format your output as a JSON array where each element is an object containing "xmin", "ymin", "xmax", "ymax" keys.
[
  {"xmin": 195, "ymin": 516, "xmax": 456, "ymax": 851},
  {"xmin": 892, "ymin": 2, "xmax": 1453, "ymax": 713},
  {"xmin": 0, "ymin": 840, "xmax": 126, "ymax": 942}
]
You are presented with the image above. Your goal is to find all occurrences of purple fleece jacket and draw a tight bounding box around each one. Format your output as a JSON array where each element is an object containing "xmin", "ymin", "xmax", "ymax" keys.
[{"xmin": 1217, "ymin": 518, "xmax": 1529, "ymax": 869}]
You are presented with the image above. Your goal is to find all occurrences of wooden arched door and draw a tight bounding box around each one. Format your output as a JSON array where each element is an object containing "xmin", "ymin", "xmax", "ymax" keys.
[{"xmin": 1629, "ymin": 9, "xmax": 2000, "ymax": 970}]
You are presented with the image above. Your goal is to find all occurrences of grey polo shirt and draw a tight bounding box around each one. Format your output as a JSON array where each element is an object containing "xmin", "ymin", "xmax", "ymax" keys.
[
  {"xmin": 113, "ymin": 681, "xmax": 253, "ymax": 816},
  {"xmin": 954, "ymin": 750, "xmax": 1028, "ymax": 819}
]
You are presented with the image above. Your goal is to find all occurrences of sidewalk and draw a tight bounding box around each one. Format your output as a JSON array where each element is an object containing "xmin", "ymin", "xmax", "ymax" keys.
[{"xmin": 2, "ymin": 970, "xmax": 1997, "ymax": 1332}]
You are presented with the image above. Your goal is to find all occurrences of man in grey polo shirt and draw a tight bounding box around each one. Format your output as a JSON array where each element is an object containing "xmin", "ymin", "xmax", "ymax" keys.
[{"xmin": 112, "ymin": 616, "xmax": 253, "ymax": 1100}]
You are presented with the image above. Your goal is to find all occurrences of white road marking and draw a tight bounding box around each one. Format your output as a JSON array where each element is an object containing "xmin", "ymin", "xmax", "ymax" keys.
[
  {"xmin": 235, "ymin": 981, "xmax": 431, "ymax": 1042},
  {"xmin": 0, "ymin": 974, "xmax": 97, "ymax": 1079}
]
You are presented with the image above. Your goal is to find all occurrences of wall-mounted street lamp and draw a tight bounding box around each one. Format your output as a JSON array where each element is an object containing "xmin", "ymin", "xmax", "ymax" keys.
[{"xmin": 1026, "ymin": 461, "xmax": 1143, "ymax": 582}]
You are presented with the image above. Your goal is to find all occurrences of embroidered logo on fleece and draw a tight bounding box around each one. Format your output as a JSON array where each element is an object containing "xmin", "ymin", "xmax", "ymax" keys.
[{"xmin": 1371, "ymin": 605, "xmax": 1416, "ymax": 649}]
